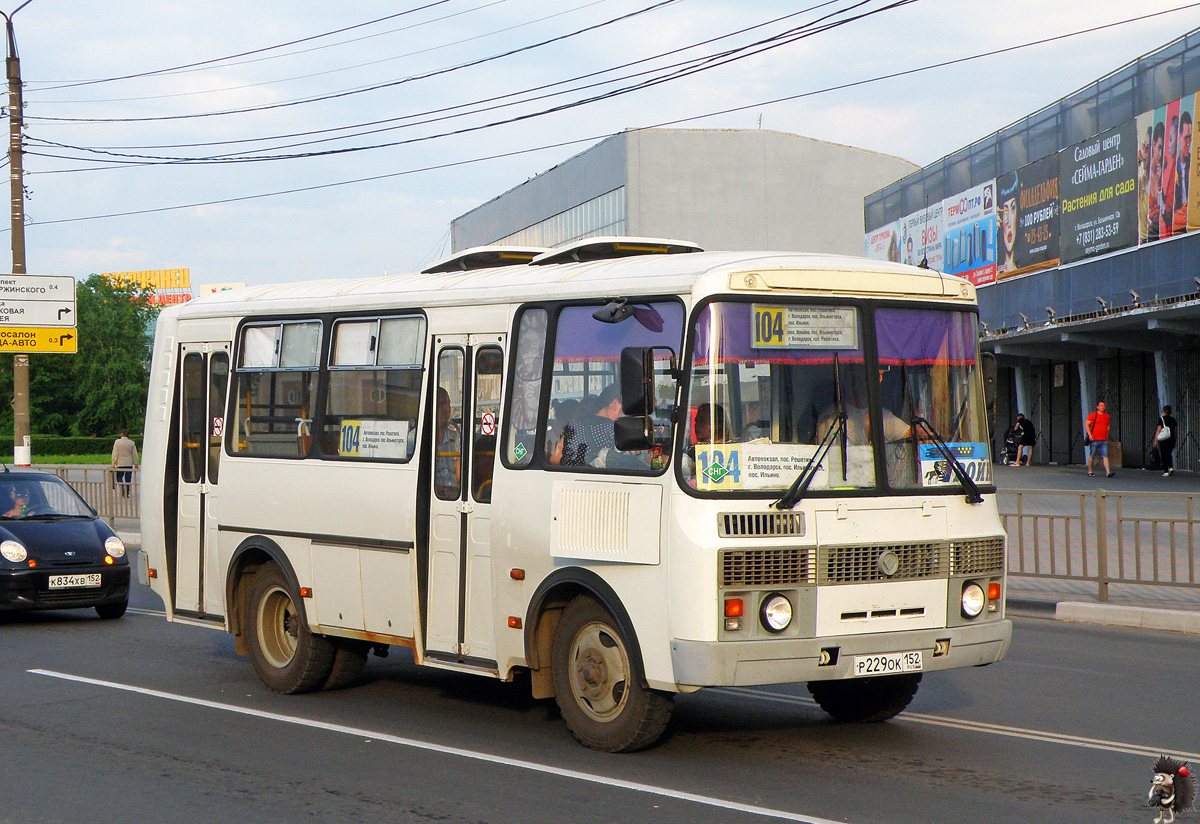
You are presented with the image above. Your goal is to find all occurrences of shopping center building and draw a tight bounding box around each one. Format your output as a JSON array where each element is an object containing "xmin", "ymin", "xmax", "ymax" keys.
[{"xmin": 865, "ymin": 28, "xmax": 1200, "ymax": 471}]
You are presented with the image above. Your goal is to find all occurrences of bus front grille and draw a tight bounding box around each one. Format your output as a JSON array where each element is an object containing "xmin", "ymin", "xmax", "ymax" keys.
[
  {"xmin": 721, "ymin": 548, "xmax": 815, "ymax": 587},
  {"xmin": 819, "ymin": 541, "xmax": 946, "ymax": 584},
  {"xmin": 718, "ymin": 511, "xmax": 806, "ymax": 538},
  {"xmin": 949, "ymin": 536, "xmax": 1006, "ymax": 575}
]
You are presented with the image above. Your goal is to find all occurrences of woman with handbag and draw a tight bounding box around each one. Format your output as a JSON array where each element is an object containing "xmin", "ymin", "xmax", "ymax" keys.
[{"xmin": 1154, "ymin": 405, "xmax": 1179, "ymax": 477}]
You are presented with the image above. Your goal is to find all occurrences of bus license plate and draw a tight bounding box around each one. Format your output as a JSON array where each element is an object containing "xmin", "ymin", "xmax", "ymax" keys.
[
  {"xmin": 48, "ymin": 574, "xmax": 102, "ymax": 589},
  {"xmin": 852, "ymin": 650, "xmax": 923, "ymax": 676}
]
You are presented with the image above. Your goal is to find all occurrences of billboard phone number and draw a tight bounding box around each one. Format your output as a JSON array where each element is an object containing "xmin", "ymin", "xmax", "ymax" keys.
[{"xmin": 1076, "ymin": 221, "xmax": 1121, "ymax": 247}]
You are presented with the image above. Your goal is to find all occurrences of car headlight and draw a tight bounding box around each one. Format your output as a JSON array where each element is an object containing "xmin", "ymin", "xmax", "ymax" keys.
[
  {"xmin": 1, "ymin": 540, "xmax": 27, "ymax": 562},
  {"xmin": 760, "ymin": 593, "xmax": 793, "ymax": 633},
  {"xmin": 105, "ymin": 536, "xmax": 126, "ymax": 558},
  {"xmin": 961, "ymin": 582, "xmax": 986, "ymax": 618}
]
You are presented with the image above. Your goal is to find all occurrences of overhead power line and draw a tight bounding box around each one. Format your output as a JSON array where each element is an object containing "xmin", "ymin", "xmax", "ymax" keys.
[{"xmin": 15, "ymin": 1, "xmax": 1198, "ymax": 228}]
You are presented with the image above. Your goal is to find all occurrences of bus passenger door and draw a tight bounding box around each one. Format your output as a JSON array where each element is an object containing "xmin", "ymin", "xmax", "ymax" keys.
[
  {"xmin": 426, "ymin": 336, "xmax": 503, "ymax": 663},
  {"xmin": 175, "ymin": 343, "xmax": 231, "ymax": 616}
]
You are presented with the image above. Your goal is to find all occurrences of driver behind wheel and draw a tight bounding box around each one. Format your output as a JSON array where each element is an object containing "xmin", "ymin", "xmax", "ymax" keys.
[{"xmin": 2, "ymin": 484, "xmax": 32, "ymax": 517}]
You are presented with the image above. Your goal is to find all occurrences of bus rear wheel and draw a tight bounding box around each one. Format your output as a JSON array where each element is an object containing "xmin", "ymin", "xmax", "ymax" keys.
[
  {"xmin": 807, "ymin": 673, "xmax": 921, "ymax": 722},
  {"xmin": 246, "ymin": 562, "xmax": 334, "ymax": 694},
  {"xmin": 550, "ymin": 596, "xmax": 673, "ymax": 752}
]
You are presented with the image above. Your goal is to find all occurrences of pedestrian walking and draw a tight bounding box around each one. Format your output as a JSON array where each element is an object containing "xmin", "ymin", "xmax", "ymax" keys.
[
  {"xmin": 1013, "ymin": 413, "xmax": 1036, "ymax": 466},
  {"xmin": 1154, "ymin": 404, "xmax": 1179, "ymax": 477},
  {"xmin": 1085, "ymin": 401, "xmax": 1113, "ymax": 478},
  {"xmin": 111, "ymin": 430, "xmax": 139, "ymax": 498}
]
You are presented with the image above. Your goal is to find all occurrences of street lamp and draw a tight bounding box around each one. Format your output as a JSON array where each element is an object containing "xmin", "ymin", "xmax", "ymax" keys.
[{"xmin": 2, "ymin": 0, "xmax": 33, "ymax": 465}]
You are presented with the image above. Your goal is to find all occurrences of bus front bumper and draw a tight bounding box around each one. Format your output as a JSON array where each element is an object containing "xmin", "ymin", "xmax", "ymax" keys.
[{"xmin": 670, "ymin": 619, "xmax": 1012, "ymax": 687}]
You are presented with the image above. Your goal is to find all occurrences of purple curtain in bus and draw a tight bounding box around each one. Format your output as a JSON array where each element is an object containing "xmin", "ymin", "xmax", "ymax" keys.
[
  {"xmin": 875, "ymin": 308, "xmax": 976, "ymax": 366},
  {"xmin": 552, "ymin": 303, "xmax": 684, "ymax": 360}
]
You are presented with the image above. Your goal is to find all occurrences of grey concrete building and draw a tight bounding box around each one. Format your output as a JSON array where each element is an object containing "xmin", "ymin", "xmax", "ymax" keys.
[{"xmin": 452, "ymin": 128, "xmax": 917, "ymax": 256}]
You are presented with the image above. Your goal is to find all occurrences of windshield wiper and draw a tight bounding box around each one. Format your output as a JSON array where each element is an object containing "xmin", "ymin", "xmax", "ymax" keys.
[
  {"xmin": 18, "ymin": 513, "xmax": 85, "ymax": 521},
  {"xmin": 910, "ymin": 415, "xmax": 984, "ymax": 504},
  {"xmin": 775, "ymin": 355, "xmax": 848, "ymax": 510}
]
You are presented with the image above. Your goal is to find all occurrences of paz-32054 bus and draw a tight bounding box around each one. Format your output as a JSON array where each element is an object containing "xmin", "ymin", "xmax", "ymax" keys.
[{"xmin": 139, "ymin": 238, "xmax": 1010, "ymax": 752}]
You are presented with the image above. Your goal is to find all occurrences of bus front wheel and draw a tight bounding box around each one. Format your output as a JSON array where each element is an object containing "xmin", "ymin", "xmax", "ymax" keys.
[
  {"xmin": 246, "ymin": 562, "xmax": 335, "ymax": 694},
  {"xmin": 807, "ymin": 673, "xmax": 921, "ymax": 722},
  {"xmin": 550, "ymin": 595, "xmax": 673, "ymax": 752}
]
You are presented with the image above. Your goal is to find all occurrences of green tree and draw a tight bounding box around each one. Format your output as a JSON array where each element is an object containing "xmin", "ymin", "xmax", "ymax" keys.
[{"xmin": 0, "ymin": 274, "xmax": 155, "ymax": 437}]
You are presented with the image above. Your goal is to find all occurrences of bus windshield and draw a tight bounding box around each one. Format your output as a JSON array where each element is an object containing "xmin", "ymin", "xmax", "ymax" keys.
[{"xmin": 680, "ymin": 300, "xmax": 990, "ymax": 494}]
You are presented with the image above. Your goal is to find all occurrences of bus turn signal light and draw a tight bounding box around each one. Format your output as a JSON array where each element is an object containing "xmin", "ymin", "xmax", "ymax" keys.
[
  {"xmin": 508, "ymin": 616, "xmax": 522, "ymax": 629},
  {"xmin": 510, "ymin": 569, "xmax": 525, "ymax": 580},
  {"xmin": 299, "ymin": 587, "xmax": 313, "ymax": 598},
  {"xmin": 724, "ymin": 598, "xmax": 744, "ymax": 617}
]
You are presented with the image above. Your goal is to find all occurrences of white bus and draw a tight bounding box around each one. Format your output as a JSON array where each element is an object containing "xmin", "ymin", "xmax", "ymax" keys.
[{"xmin": 140, "ymin": 238, "xmax": 1011, "ymax": 752}]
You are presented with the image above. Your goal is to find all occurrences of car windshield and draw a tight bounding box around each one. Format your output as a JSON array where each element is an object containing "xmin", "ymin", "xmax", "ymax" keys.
[
  {"xmin": 0, "ymin": 476, "xmax": 94, "ymax": 519},
  {"xmin": 680, "ymin": 301, "xmax": 991, "ymax": 495}
]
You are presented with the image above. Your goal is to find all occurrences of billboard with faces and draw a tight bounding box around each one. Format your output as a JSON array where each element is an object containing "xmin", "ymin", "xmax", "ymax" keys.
[{"xmin": 996, "ymin": 153, "xmax": 1060, "ymax": 278}]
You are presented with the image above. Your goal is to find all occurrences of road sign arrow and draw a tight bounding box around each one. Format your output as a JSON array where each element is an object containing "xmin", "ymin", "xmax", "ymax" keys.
[
  {"xmin": 58, "ymin": 307, "xmax": 71, "ymax": 320},
  {"xmin": 60, "ymin": 333, "xmax": 73, "ymax": 344}
]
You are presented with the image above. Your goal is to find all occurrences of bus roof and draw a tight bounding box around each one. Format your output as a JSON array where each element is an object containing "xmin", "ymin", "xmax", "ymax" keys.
[{"xmin": 164, "ymin": 251, "xmax": 969, "ymax": 320}]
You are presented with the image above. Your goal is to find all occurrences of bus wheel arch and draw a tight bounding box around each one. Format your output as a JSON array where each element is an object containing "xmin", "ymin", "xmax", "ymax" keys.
[
  {"xmin": 524, "ymin": 568, "xmax": 646, "ymax": 698},
  {"xmin": 226, "ymin": 537, "xmax": 295, "ymax": 654}
]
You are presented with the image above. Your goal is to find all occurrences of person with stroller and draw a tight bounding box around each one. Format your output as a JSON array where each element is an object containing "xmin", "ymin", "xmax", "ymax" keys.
[{"xmin": 1013, "ymin": 413, "xmax": 1036, "ymax": 466}]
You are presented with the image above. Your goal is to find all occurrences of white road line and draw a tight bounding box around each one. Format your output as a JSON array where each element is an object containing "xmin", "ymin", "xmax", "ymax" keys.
[
  {"xmin": 723, "ymin": 687, "xmax": 1200, "ymax": 762},
  {"xmin": 29, "ymin": 669, "xmax": 840, "ymax": 824}
]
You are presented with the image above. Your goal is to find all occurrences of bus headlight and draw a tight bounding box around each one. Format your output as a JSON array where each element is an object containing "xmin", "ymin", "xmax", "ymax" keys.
[
  {"xmin": 1, "ymin": 540, "xmax": 26, "ymax": 562},
  {"xmin": 760, "ymin": 593, "xmax": 793, "ymax": 633},
  {"xmin": 961, "ymin": 582, "xmax": 986, "ymax": 618}
]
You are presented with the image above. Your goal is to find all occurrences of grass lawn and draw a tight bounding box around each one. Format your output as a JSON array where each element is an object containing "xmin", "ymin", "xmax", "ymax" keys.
[{"xmin": 32, "ymin": 454, "xmax": 112, "ymax": 465}]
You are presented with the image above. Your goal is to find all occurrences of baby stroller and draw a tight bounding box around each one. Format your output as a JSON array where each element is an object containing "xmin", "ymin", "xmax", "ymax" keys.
[{"xmin": 1001, "ymin": 426, "xmax": 1019, "ymax": 465}]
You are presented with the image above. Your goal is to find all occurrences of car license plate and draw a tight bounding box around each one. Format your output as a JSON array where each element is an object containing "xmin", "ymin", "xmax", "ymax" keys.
[
  {"xmin": 852, "ymin": 650, "xmax": 923, "ymax": 676},
  {"xmin": 48, "ymin": 573, "xmax": 102, "ymax": 589}
]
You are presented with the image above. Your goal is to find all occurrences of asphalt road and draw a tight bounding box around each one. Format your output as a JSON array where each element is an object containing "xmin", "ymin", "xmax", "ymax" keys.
[{"xmin": 2, "ymin": 570, "xmax": 1196, "ymax": 824}]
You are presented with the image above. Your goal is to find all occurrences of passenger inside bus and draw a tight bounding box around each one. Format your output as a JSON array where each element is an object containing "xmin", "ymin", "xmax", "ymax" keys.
[{"xmin": 434, "ymin": 387, "xmax": 462, "ymax": 498}]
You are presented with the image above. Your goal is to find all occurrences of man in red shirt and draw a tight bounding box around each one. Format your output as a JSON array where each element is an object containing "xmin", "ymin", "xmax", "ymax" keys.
[{"xmin": 1086, "ymin": 400, "xmax": 1113, "ymax": 477}]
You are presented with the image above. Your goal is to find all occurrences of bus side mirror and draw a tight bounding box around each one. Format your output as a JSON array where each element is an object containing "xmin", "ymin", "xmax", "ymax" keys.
[
  {"xmin": 620, "ymin": 347, "xmax": 655, "ymax": 417},
  {"xmin": 981, "ymin": 351, "xmax": 997, "ymax": 410},
  {"xmin": 614, "ymin": 415, "xmax": 653, "ymax": 451}
]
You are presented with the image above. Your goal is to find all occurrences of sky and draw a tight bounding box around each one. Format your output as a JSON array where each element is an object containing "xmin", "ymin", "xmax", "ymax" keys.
[{"xmin": 8, "ymin": 0, "xmax": 1200, "ymax": 288}]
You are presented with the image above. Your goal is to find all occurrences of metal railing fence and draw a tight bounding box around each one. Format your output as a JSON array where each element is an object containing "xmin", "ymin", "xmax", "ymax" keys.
[{"xmin": 999, "ymin": 488, "xmax": 1200, "ymax": 601}]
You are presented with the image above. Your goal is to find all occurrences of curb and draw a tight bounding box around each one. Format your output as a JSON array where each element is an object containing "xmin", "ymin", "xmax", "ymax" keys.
[{"xmin": 1054, "ymin": 601, "xmax": 1200, "ymax": 635}]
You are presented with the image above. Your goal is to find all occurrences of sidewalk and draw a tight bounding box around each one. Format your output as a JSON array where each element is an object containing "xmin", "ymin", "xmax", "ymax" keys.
[{"xmin": 995, "ymin": 462, "xmax": 1200, "ymax": 632}]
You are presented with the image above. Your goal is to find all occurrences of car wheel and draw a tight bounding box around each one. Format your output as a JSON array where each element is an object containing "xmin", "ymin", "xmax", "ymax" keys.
[
  {"xmin": 551, "ymin": 595, "xmax": 673, "ymax": 752},
  {"xmin": 322, "ymin": 639, "xmax": 370, "ymax": 690},
  {"xmin": 95, "ymin": 600, "xmax": 128, "ymax": 620},
  {"xmin": 245, "ymin": 562, "xmax": 334, "ymax": 694},
  {"xmin": 807, "ymin": 673, "xmax": 921, "ymax": 722}
]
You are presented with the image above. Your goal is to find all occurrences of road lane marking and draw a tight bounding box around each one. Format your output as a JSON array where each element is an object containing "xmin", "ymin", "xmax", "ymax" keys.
[
  {"xmin": 723, "ymin": 687, "xmax": 1200, "ymax": 761},
  {"xmin": 29, "ymin": 669, "xmax": 840, "ymax": 824}
]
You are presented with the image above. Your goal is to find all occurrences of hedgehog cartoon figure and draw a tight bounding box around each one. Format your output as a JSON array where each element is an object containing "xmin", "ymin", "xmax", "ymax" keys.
[{"xmin": 1149, "ymin": 755, "xmax": 1196, "ymax": 823}]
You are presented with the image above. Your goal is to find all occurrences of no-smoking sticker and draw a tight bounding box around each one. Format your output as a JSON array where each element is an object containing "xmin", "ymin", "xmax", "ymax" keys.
[{"xmin": 480, "ymin": 411, "xmax": 496, "ymax": 436}]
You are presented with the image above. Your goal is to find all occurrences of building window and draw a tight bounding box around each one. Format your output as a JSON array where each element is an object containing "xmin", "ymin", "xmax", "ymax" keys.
[{"xmin": 495, "ymin": 188, "xmax": 625, "ymax": 247}]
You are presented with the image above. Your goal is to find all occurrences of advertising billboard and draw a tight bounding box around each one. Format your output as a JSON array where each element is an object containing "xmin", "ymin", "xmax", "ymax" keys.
[
  {"xmin": 899, "ymin": 203, "xmax": 945, "ymax": 271},
  {"xmin": 941, "ymin": 181, "xmax": 997, "ymax": 286},
  {"xmin": 1059, "ymin": 121, "xmax": 1138, "ymax": 264},
  {"xmin": 996, "ymin": 153, "xmax": 1060, "ymax": 278},
  {"xmin": 864, "ymin": 220, "xmax": 900, "ymax": 262}
]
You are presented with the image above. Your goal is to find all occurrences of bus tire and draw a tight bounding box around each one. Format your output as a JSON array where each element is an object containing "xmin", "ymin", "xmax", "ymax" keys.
[
  {"xmin": 322, "ymin": 639, "xmax": 370, "ymax": 690},
  {"xmin": 807, "ymin": 673, "xmax": 921, "ymax": 722},
  {"xmin": 550, "ymin": 595, "xmax": 673, "ymax": 752},
  {"xmin": 246, "ymin": 562, "xmax": 334, "ymax": 694}
]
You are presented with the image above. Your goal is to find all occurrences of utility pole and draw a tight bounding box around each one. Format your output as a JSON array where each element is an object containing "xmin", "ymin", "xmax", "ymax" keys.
[{"xmin": 3, "ymin": 0, "xmax": 31, "ymax": 465}]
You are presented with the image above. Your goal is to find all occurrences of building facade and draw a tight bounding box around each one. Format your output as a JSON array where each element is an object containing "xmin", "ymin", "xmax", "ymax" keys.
[
  {"xmin": 865, "ymin": 29, "xmax": 1200, "ymax": 472},
  {"xmin": 452, "ymin": 128, "xmax": 917, "ymax": 256}
]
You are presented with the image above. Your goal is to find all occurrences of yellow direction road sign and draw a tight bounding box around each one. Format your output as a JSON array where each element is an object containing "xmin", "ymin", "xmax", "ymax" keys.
[{"xmin": 0, "ymin": 326, "xmax": 77, "ymax": 353}]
